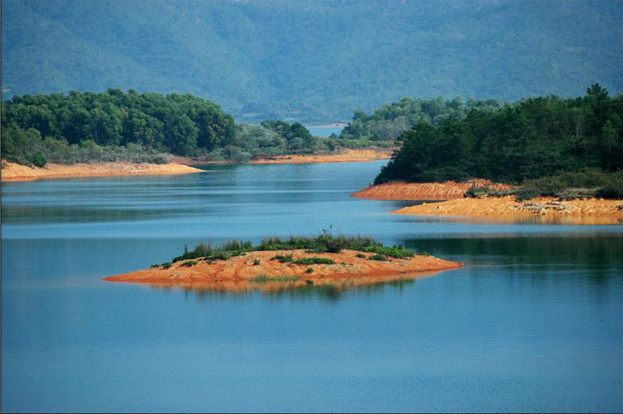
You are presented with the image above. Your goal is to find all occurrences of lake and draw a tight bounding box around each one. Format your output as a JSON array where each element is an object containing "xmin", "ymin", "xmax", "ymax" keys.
[
  {"xmin": 2, "ymin": 161, "xmax": 622, "ymax": 412},
  {"xmin": 306, "ymin": 124, "xmax": 345, "ymax": 137}
]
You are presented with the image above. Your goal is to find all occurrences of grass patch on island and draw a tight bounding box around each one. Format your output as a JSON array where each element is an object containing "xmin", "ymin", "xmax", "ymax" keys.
[
  {"xmin": 293, "ymin": 257, "xmax": 336, "ymax": 265},
  {"xmin": 169, "ymin": 232, "xmax": 419, "ymax": 266}
]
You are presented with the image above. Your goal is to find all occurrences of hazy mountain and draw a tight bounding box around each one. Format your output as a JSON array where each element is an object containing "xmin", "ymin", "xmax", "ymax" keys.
[{"xmin": 2, "ymin": 0, "xmax": 621, "ymax": 122}]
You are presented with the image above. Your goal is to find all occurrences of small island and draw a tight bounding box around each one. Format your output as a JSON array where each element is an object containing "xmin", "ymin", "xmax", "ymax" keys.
[{"xmin": 104, "ymin": 234, "xmax": 462, "ymax": 293}]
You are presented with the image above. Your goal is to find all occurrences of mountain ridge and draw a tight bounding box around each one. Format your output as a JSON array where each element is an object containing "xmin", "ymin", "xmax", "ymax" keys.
[{"xmin": 2, "ymin": 0, "xmax": 621, "ymax": 122}]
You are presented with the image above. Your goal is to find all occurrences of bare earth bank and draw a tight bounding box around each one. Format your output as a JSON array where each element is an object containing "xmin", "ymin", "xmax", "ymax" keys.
[
  {"xmin": 353, "ymin": 179, "xmax": 513, "ymax": 200},
  {"xmin": 1, "ymin": 161, "xmax": 204, "ymax": 182},
  {"xmin": 392, "ymin": 196, "xmax": 623, "ymax": 224}
]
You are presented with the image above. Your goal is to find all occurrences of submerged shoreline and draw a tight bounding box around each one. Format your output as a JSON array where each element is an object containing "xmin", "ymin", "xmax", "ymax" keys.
[
  {"xmin": 104, "ymin": 249, "xmax": 462, "ymax": 293},
  {"xmin": 1, "ymin": 161, "xmax": 204, "ymax": 182}
]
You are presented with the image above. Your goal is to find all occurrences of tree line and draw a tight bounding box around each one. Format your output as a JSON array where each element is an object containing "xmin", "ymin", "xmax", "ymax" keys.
[
  {"xmin": 373, "ymin": 85, "xmax": 622, "ymax": 196},
  {"xmin": 1, "ymin": 89, "xmax": 324, "ymax": 166},
  {"xmin": 338, "ymin": 96, "xmax": 504, "ymax": 141}
]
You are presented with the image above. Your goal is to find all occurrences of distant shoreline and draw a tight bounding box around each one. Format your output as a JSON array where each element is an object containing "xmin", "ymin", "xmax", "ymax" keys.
[
  {"xmin": 249, "ymin": 149, "xmax": 392, "ymax": 165},
  {"xmin": 1, "ymin": 149, "xmax": 391, "ymax": 182},
  {"xmin": 169, "ymin": 148, "xmax": 393, "ymax": 166},
  {"xmin": 1, "ymin": 161, "xmax": 204, "ymax": 182}
]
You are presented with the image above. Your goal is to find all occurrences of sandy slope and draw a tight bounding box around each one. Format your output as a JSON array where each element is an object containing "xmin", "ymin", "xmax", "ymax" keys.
[
  {"xmin": 353, "ymin": 180, "xmax": 513, "ymax": 200},
  {"xmin": 104, "ymin": 249, "xmax": 462, "ymax": 293},
  {"xmin": 1, "ymin": 161, "xmax": 204, "ymax": 182},
  {"xmin": 392, "ymin": 196, "xmax": 622, "ymax": 224}
]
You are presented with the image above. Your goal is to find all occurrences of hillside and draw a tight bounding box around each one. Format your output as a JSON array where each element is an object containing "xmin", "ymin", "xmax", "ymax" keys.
[{"xmin": 2, "ymin": 0, "xmax": 621, "ymax": 122}]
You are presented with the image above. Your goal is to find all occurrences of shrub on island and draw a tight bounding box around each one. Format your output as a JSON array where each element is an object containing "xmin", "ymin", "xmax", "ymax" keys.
[{"xmin": 168, "ymin": 233, "xmax": 417, "ymax": 266}]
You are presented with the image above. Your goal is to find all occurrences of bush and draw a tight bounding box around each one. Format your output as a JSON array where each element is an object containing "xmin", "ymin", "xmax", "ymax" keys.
[
  {"xmin": 180, "ymin": 260, "xmax": 198, "ymax": 267},
  {"xmin": 516, "ymin": 171, "xmax": 623, "ymax": 201},
  {"xmin": 293, "ymin": 257, "xmax": 336, "ymax": 265},
  {"xmin": 162, "ymin": 262, "xmax": 172, "ymax": 269},
  {"xmin": 359, "ymin": 245, "xmax": 413, "ymax": 258},
  {"xmin": 306, "ymin": 268, "xmax": 314, "ymax": 274},
  {"xmin": 465, "ymin": 186, "xmax": 512, "ymax": 198},
  {"xmin": 369, "ymin": 254, "xmax": 388, "ymax": 261},
  {"xmin": 270, "ymin": 255, "xmax": 294, "ymax": 263},
  {"xmin": 253, "ymin": 259, "xmax": 261, "ymax": 265},
  {"xmin": 595, "ymin": 186, "xmax": 623, "ymax": 199},
  {"xmin": 31, "ymin": 152, "xmax": 47, "ymax": 167},
  {"xmin": 355, "ymin": 253, "xmax": 366, "ymax": 258}
]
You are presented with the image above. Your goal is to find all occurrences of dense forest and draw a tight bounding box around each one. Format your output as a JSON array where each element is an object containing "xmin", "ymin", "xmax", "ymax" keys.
[
  {"xmin": 374, "ymin": 85, "xmax": 623, "ymax": 198},
  {"xmin": 0, "ymin": 90, "xmax": 341, "ymax": 166},
  {"xmin": 339, "ymin": 97, "xmax": 504, "ymax": 141},
  {"xmin": 3, "ymin": 0, "xmax": 621, "ymax": 122}
]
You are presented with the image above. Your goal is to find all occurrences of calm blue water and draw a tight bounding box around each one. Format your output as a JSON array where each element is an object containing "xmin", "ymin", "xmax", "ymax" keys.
[
  {"xmin": 2, "ymin": 161, "xmax": 622, "ymax": 412},
  {"xmin": 306, "ymin": 124, "xmax": 344, "ymax": 137}
]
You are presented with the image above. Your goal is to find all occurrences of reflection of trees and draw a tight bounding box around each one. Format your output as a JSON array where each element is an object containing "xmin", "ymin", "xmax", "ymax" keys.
[{"xmin": 403, "ymin": 236, "xmax": 623, "ymax": 284}]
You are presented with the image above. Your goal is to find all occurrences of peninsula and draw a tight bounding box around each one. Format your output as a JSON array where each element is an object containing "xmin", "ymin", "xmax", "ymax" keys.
[{"xmin": 353, "ymin": 85, "xmax": 622, "ymax": 223}]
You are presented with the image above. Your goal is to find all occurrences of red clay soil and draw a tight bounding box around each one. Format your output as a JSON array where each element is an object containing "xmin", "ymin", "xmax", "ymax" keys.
[
  {"xmin": 104, "ymin": 249, "xmax": 462, "ymax": 293},
  {"xmin": 353, "ymin": 179, "xmax": 514, "ymax": 200}
]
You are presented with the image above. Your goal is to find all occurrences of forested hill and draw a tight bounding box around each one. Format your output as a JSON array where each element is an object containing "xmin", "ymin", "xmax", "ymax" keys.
[
  {"xmin": 374, "ymin": 85, "xmax": 623, "ymax": 188},
  {"xmin": 3, "ymin": 0, "xmax": 621, "ymax": 122},
  {"xmin": 0, "ymin": 90, "xmax": 330, "ymax": 166}
]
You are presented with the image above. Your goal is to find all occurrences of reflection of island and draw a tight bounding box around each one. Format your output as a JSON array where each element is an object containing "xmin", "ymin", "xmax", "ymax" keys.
[
  {"xmin": 151, "ymin": 271, "xmax": 441, "ymax": 302},
  {"xmin": 104, "ymin": 235, "xmax": 462, "ymax": 294}
]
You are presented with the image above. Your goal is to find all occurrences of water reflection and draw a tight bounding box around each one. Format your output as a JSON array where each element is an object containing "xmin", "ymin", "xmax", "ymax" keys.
[
  {"xmin": 146, "ymin": 270, "xmax": 441, "ymax": 302},
  {"xmin": 402, "ymin": 235, "xmax": 623, "ymax": 291}
]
